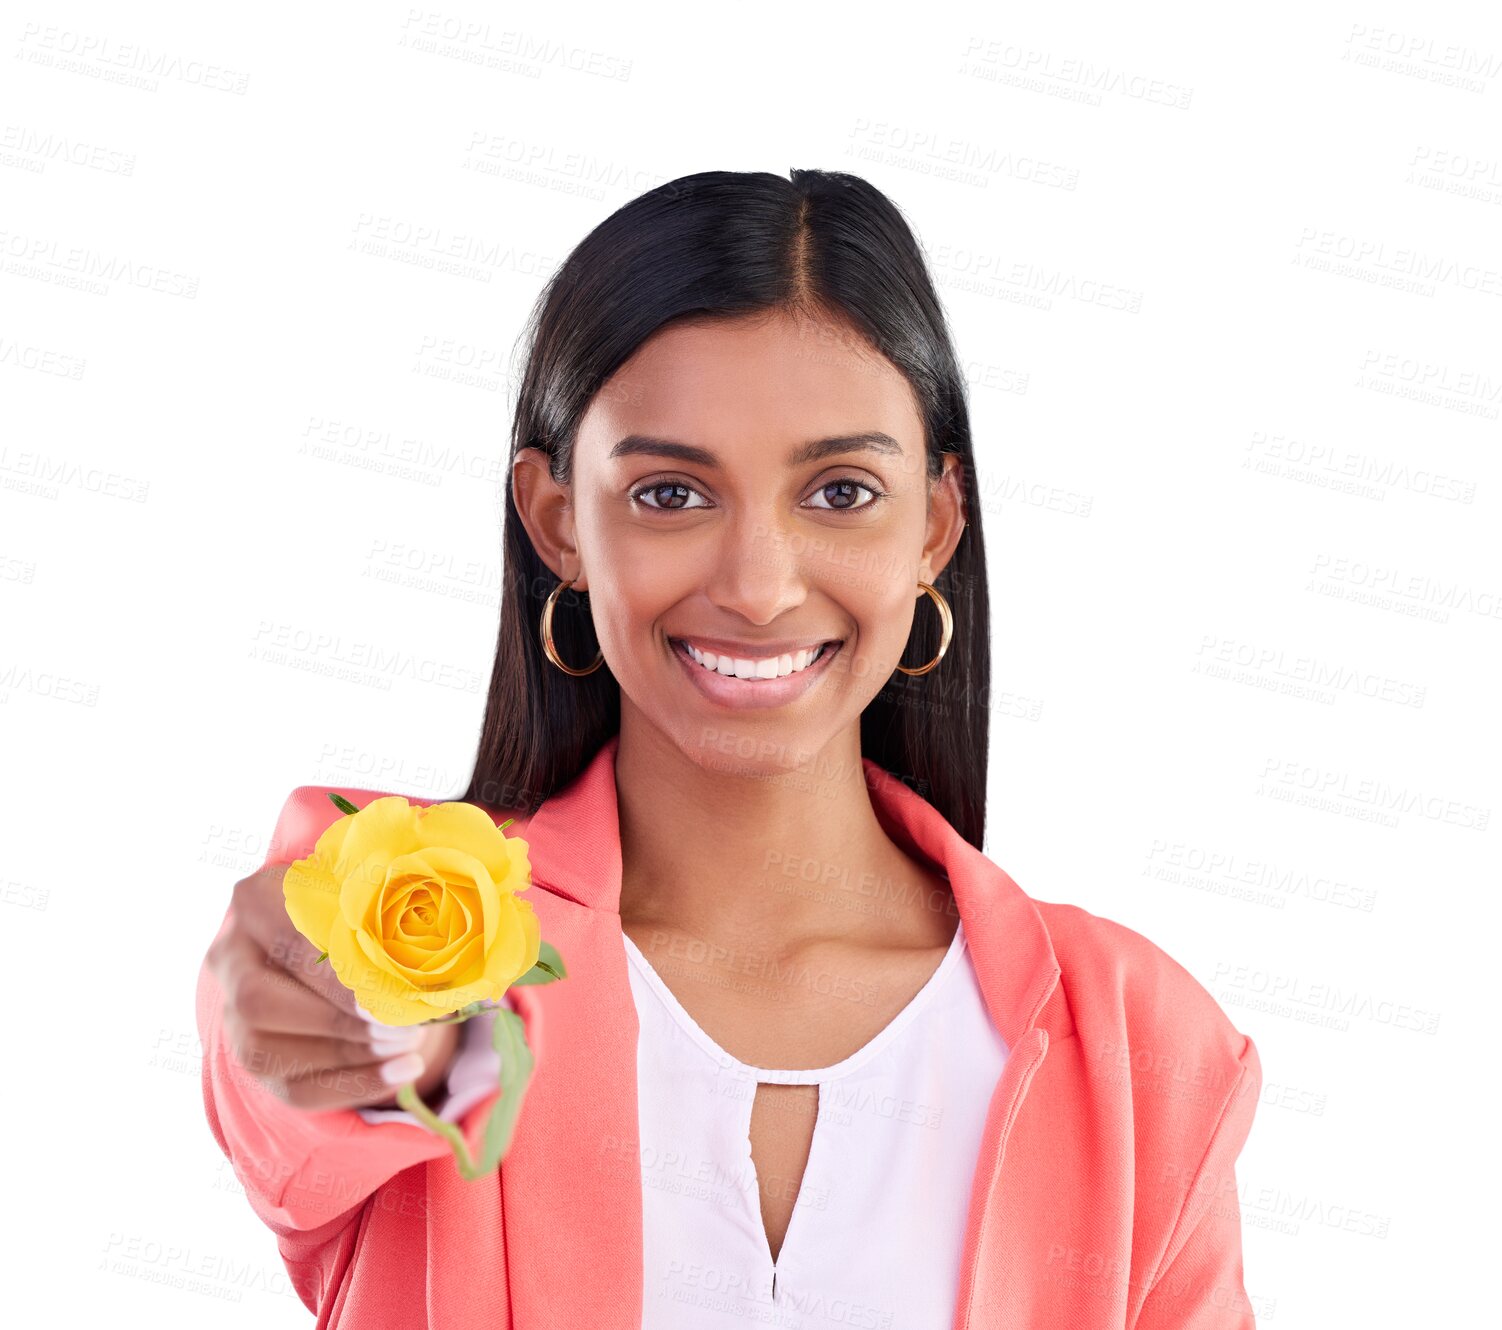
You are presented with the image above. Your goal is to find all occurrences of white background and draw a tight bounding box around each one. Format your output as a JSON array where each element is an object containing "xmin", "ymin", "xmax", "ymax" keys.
[{"xmin": 3, "ymin": 0, "xmax": 1498, "ymax": 1324}]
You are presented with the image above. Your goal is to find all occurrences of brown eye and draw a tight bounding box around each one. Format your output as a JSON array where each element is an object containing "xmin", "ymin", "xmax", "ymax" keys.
[
  {"xmin": 631, "ymin": 481, "xmax": 707, "ymax": 511},
  {"xmin": 806, "ymin": 478, "xmax": 885, "ymax": 512}
]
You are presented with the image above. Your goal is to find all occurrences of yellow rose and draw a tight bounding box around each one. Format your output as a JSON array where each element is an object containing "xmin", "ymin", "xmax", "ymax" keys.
[{"xmin": 283, "ymin": 795, "xmax": 540, "ymax": 1027}]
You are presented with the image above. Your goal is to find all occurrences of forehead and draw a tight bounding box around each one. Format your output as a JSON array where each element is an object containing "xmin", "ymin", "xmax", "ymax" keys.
[{"xmin": 578, "ymin": 310, "xmax": 923, "ymax": 464}]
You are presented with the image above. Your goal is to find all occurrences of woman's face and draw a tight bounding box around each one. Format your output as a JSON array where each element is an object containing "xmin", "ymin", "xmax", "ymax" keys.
[{"xmin": 517, "ymin": 308, "xmax": 967, "ymax": 774}]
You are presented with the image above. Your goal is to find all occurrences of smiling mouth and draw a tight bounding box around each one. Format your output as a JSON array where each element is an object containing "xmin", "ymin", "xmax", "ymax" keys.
[{"xmin": 668, "ymin": 637, "xmax": 844, "ymax": 680}]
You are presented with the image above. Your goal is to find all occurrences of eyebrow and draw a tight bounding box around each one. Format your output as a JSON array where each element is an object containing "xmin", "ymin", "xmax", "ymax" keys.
[{"xmin": 608, "ymin": 431, "xmax": 903, "ymax": 468}]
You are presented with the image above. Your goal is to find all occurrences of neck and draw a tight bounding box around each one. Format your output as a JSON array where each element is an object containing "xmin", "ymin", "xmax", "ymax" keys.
[{"xmin": 612, "ymin": 714, "xmax": 954, "ymax": 954}]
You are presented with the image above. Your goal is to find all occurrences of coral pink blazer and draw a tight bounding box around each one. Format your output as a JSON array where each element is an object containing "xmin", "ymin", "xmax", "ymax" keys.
[{"xmin": 196, "ymin": 734, "xmax": 1262, "ymax": 1327}]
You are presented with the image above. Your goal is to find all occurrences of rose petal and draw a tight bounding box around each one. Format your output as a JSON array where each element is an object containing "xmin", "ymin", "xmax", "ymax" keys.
[
  {"xmin": 481, "ymin": 894, "xmax": 542, "ymax": 994},
  {"xmin": 282, "ymin": 857, "xmax": 341, "ymax": 952},
  {"xmin": 328, "ymin": 918, "xmax": 419, "ymax": 1026},
  {"xmin": 337, "ymin": 798, "xmax": 419, "ymax": 931},
  {"xmin": 412, "ymin": 844, "xmax": 500, "ymax": 956},
  {"xmin": 501, "ymin": 833, "xmax": 533, "ymax": 894},
  {"xmin": 308, "ymin": 807, "xmax": 355, "ymax": 867},
  {"xmin": 412, "ymin": 802, "xmax": 515, "ymax": 884}
]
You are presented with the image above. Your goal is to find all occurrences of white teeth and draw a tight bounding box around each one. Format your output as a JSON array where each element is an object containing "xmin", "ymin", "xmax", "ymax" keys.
[{"xmin": 679, "ymin": 641, "xmax": 829, "ymax": 679}]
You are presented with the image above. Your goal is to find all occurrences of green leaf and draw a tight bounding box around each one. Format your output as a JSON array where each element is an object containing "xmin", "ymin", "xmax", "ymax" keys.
[
  {"xmin": 327, "ymin": 793, "xmax": 361, "ymax": 816},
  {"xmin": 496, "ymin": 816, "xmax": 514, "ymax": 832},
  {"xmin": 476, "ymin": 1007, "xmax": 535, "ymax": 1171},
  {"xmin": 509, "ymin": 940, "xmax": 566, "ymax": 986},
  {"xmin": 314, "ymin": 950, "xmax": 329, "ymax": 964}
]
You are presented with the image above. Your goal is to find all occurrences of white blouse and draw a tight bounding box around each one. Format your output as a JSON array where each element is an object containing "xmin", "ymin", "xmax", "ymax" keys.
[{"xmin": 365, "ymin": 918, "xmax": 1010, "ymax": 1329}]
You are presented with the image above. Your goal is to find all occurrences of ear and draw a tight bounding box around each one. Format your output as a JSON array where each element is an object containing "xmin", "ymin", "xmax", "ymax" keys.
[
  {"xmin": 919, "ymin": 453, "xmax": 968, "ymax": 586},
  {"xmin": 512, "ymin": 446, "xmax": 589, "ymax": 591}
]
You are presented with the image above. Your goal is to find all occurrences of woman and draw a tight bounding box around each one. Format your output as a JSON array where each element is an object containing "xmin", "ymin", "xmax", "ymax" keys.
[{"xmin": 198, "ymin": 169, "xmax": 1261, "ymax": 1328}]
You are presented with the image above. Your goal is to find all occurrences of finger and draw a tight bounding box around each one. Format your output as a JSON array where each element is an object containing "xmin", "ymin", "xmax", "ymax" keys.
[
  {"xmin": 227, "ymin": 1026, "xmax": 398, "ymax": 1097},
  {"xmin": 231, "ymin": 865, "xmax": 311, "ymax": 967},
  {"xmin": 232, "ymin": 865, "xmax": 357, "ymax": 1010},
  {"xmin": 281, "ymin": 1052, "xmax": 430, "ymax": 1112},
  {"xmin": 219, "ymin": 930, "xmax": 376, "ymax": 1044},
  {"xmin": 211, "ymin": 926, "xmax": 340, "ymax": 1036}
]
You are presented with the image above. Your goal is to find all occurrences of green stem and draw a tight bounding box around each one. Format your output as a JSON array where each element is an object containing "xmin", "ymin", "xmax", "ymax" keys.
[
  {"xmin": 393, "ymin": 1006, "xmax": 536, "ymax": 1181},
  {"xmin": 395, "ymin": 1081, "xmax": 477, "ymax": 1174}
]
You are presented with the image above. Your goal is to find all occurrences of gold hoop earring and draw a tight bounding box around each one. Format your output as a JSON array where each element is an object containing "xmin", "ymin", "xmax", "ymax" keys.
[
  {"xmin": 540, "ymin": 576, "xmax": 604, "ymax": 676},
  {"xmin": 896, "ymin": 580, "xmax": 954, "ymax": 676}
]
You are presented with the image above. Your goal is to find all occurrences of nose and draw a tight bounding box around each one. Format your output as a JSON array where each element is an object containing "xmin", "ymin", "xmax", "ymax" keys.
[{"xmin": 698, "ymin": 507, "xmax": 812, "ymax": 626}]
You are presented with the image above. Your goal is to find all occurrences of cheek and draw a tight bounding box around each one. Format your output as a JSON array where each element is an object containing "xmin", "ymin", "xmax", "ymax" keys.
[
  {"xmin": 823, "ymin": 576, "xmax": 916, "ymax": 680},
  {"xmin": 586, "ymin": 568, "xmax": 677, "ymax": 661}
]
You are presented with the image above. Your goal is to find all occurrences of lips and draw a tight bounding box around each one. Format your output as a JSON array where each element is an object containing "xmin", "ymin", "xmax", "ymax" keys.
[{"xmin": 666, "ymin": 634, "xmax": 844, "ymax": 708}]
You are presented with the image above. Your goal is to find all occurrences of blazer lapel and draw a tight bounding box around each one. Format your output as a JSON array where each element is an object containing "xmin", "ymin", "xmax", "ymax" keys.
[
  {"xmin": 856, "ymin": 759, "xmax": 1066, "ymax": 1328},
  {"xmin": 495, "ymin": 735, "xmax": 644, "ymax": 1328}
]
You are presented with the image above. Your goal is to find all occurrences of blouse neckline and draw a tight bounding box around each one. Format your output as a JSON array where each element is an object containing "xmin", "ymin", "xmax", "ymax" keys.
[{"xmin": 621, "ymin": 917, "xmax": 969, "ymax": 1084}]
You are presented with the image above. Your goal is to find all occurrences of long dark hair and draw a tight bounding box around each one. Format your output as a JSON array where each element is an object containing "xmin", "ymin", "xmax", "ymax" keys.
[{"xmin": 458, "ymin": 169, "xmax": 994, "ymax": 850}]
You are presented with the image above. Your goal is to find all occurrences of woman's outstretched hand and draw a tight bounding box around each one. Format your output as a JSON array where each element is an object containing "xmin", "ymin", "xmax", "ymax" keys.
[{"xmin": 206, "ymin": 863, "xmax": 460, "ymax": 1112}]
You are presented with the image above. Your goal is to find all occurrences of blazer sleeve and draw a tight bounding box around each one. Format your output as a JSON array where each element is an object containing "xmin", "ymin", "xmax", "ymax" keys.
[
  {"xmin": 194, "ymin": 785, "xmax": 516, "ymax": 1313},
  {"xmin": 1133, "ymin": 1034, "xmax": 1262, "ymax": 1329}
]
